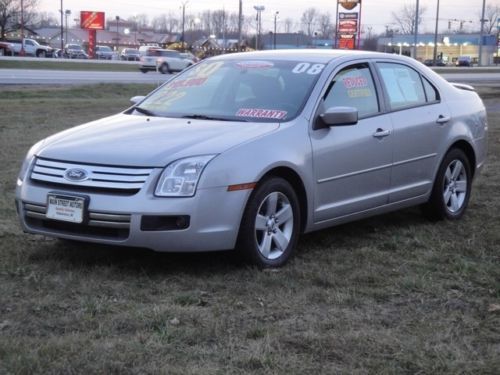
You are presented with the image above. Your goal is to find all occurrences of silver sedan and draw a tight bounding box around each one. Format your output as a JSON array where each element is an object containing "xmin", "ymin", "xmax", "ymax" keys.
[{"xmin": 16, "ymin": 50, "xmax": 488, "ymax": 267}]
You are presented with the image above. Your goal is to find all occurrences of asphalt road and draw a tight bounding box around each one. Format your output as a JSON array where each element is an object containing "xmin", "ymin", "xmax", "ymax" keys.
[
  {"xmin": 0, "ymin": 68, "xmax": 499, "ymax": 85},
  {"xmin": 0, "ymin": 68, "xmax": 172, "ymax": 85}
]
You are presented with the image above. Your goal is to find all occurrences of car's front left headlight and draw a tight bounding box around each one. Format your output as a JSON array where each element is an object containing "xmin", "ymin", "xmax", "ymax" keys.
[
  {"xmin": 155, "ymin": 155, "xmax": 216, "ymax": 197},
  {"xmin": 17, "ymin": 140, "xmax": 45, "ymax": 183}
]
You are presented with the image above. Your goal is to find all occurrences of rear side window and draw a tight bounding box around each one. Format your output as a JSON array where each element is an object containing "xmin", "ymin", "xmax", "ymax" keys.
[
  {"xmin": 422, "ymin": 77, "xmax": 440, "ymax": 102},
  {"xmin": 377, "ymin": 63, "xmax": 426, "ymax": 110}
]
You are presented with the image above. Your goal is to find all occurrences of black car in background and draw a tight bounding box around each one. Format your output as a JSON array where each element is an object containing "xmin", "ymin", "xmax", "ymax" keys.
[{"xmin": 120, "ymin": 48, "xmax": 141, "ymax": 61}]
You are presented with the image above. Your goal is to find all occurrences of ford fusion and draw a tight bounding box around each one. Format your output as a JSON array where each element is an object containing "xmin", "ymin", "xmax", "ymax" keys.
[{"xmin": 16, "ymin": 50, "xmax": 488, "ymax": 267}]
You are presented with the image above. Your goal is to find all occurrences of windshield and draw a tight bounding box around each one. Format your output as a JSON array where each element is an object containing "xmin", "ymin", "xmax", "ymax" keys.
[{"xmin": 136, "ymin": 58, "xmax": 326, "ymax": 122}]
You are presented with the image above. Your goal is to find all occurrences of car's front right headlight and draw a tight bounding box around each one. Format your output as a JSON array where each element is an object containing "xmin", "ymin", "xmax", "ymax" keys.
[{"xmin": 155, "ymin": 155, "xmax": 216, "ymax": 197}]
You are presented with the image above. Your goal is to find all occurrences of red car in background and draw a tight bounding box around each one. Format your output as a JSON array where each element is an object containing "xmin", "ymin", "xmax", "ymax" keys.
[{"xmin": 0, "ymin": 41, "xmax": 14, "ymax": 56}]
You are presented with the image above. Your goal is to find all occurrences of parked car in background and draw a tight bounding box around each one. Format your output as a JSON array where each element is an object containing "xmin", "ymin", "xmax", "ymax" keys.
[
  {"xmin": 180, "ymin": 52, "xmax": 200, "ymax": 64},
  {"xmin": 64, "ymin": 44, "xmax": 88, "ymax": 59},
  {"xmin": 16, "ymin": 50, "xmax": 487, "ymax": 267},
  {"xmin": 8, "ymin": 38, "xmax": 53, "ymax": 57},
  {"xmin": 139, "ymin": 48, "xmax": 192, "ymax": 74},
  {"xmin": 423, "ymin": 59, "xmax": 446, "ymax": 67},
  {"xmin": 456, "ymin": 56, "xmax": 472, "ymax": 67},
  {"xmin": 120, "ymin": 48, "xmax": 141, "ymax": 61},
  {"xmin": 95, "ymin": 45, "xmax": 114, "ymax": 60},
  {"xmin": 0, "ymin": 41, "xmax": 14, "ymax": 56}
]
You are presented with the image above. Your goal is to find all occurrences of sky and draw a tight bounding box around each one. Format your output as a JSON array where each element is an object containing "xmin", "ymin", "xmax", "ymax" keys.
[{"xmin": 39, "ymin": 0, "xmax": 496, "ymax": 34}]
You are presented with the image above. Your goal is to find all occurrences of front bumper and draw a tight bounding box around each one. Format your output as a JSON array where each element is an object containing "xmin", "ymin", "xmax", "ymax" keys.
[{"xmin": 16, "ymin": 172, "xmax": 249, "ymax": 252}]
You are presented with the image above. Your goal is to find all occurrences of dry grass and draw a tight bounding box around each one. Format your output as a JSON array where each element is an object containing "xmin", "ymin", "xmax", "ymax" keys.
[{"xmin": 0, "ymin": 84, "xmax": 499, "ymax": 374}]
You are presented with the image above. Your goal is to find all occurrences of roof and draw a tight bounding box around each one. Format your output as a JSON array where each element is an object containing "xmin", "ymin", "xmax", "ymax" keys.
[{"xmin": 211, "ymin": 49, "xmax": 402, "ymax": 64}]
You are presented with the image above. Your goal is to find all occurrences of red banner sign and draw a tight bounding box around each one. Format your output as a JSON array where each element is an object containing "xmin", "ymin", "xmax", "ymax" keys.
[{"xmin": 80, "ymin": 11, "xmax": 105, "ymax": 30}]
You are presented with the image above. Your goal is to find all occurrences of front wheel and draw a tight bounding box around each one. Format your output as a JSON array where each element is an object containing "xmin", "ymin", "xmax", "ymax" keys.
[
  {"xmin": 159, "ymin": 63, "xmax": 170, "ymax": 74},
  {"xmin": 423, "ymin": 148, "xmax": 472, "ymax": 220},
  {"xmin": 237, "ymin": 177, "xmax": 300, "ymax": 267}
]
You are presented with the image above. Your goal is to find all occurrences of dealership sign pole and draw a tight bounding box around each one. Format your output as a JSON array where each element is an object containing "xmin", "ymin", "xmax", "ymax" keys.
[
  {"xmin": 80, "ymin": 11, "xmax": 105, "ymax": 59},
  {"xmin": 337, "ymin": 0, "xmax": 362, "ymax": 50}
]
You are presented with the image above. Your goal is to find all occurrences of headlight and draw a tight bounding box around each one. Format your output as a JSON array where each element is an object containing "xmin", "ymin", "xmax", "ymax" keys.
[
  {"xmin": 17, "ymin": 140, "xmax": 44, "ymax": 182},
  {"xmin": 155, "ymin": 155, "xmax": 216, "ymax": 197}
]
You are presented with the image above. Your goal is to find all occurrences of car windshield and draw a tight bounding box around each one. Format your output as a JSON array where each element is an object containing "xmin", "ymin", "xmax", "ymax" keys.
[
  {"xmin": 99, "ymin": 46, "xmax": 112, "ymax": 52},
  {"xmin": 136, "ymin": 58, "xmax": 325, "ymax": 122},
  {"xmin": 68, "ymin": 45, "xmax": 82, "ymax": 50},
  {"xmin": 126, "ymin": 49, "xmax": 139, "ymax": 54}
]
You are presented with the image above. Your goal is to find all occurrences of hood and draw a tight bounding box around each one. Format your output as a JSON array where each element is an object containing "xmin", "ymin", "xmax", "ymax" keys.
[{"xmin": 37, "ymin": 113, "xmax": 279, "ymax": 167}]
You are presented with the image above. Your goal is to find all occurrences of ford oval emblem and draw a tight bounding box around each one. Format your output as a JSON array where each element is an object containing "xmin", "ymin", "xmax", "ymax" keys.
[{"xmin": 64, "ymin": 168, "xmax": 89, "ymax": 182}]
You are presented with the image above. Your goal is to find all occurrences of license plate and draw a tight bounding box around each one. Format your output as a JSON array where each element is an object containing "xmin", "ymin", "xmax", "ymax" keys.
[{"xmin": 46, "ymin": 194, "xmax": 85, "ymax": 223}]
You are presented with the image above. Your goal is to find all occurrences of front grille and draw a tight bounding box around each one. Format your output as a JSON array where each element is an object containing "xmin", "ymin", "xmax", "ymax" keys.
[
  {"xmin": 23, "ymin": 202, "xmax": 131, "ymax": 240},
  {"xmin": 31, "ymin": 158, "xmax": 153, "ymax": 192}
]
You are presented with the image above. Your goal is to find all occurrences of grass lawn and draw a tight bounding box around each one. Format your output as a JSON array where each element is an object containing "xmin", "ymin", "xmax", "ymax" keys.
[
  {"xmin": 0, "ymin": 84, "xmax": 499, "ymax": 374},
  {"xmin": 0, "ymin": 59, "xmax": 139, "ymax": 72}
]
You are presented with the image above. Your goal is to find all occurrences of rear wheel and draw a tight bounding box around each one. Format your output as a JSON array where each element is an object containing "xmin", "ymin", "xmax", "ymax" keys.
[
  {"xmin": 423, "ymin": 148, "xmax": 472, "ymax": 220},
  {"xmin": 36, "ymin": 50, "xmax": 46, "ymax": 58},
  {"xmin": 237, "ymin": 177, "xmax": 300, "ymax": 268}
]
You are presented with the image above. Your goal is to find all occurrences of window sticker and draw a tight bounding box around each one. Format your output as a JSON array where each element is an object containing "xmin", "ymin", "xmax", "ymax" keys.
[
  {"xmin": 235, "ymin": 61, "xmax": 274, "ymax": 69},
  {"xmin": 342, "ymin": 76, "xmax": 368, "ymax": 89},
  {"xmin": 347, "ymin": 88, "xmax": 372, "ymax": 98},
  {"xmin": 236, "ymin": 108, "xmax": 288, "ymax": 120},
  {"xmin": 292, "ymin": 62, "xmax": 325, "ymax": 75},
  {"xmin": 168, "ymin": 77, "xmax": 208, "ymax": 89}
]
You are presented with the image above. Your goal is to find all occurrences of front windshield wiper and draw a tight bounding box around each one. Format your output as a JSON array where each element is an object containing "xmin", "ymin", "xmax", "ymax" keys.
[
  {"xmin": 134, "ymin": 106, "xmax": 157, "ymax": 117},
  {"xmin": 181, "ymin": 114, "xmax": 248, "ymax": 122}
]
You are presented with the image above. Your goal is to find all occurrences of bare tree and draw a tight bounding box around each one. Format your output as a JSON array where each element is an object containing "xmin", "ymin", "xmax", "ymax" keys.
[
  {"xmin": 391, "ymin": 2, "xmax": 427, "ymax": 35},
  {"xmin": 317, "ymin": 13, "xmax": 333, "ymax": 39},
  {"xmin": 135, "ymin": 13, "xmax": 149, "ymax": 29},
  {"xmin": 32, "ymin": 11, "xmax": 58, "ymax": 28},
  {"xmin": 211, "ymin": 9, "xmax": 227, "ymax": 37},
  {"xmin": 480, "ymin": 3, "xmax": 499, "ymax": 34},
  {"xmin": 0, "ymin": 0, "xmax": 38, "ymax": 39},
  {"xmin": 284, "ymin": 17, "xmax": 294, "ymax": 33},
  {"xmin": 152, "ymin": 14, "xmax": 168, "ymax": 32},
  {"xmin": 301, "ymin": 7, "xmax": 317, "ymax": 37}
]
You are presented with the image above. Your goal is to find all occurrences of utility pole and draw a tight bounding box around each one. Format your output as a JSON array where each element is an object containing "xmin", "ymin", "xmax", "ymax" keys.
[
  {"xmin": 238, "ymin": 0, "xmax": 243, "ymax": 51},
  {"xmin": 65, "ymin": 10, "xmax": 71, "ymax": 46},
  {"xmin": 180, "ymin": 1, "xmax": 188, "ymax": 51},
  {"xmin": 20, "ymin": 0, "xmax": 25, "ymax": 55},
  {"xmin": 413, "ymin": 0, "xmax": 419, "ymax": 59},
  {"xmin": 432, "ymin": 0, "xmax": 440, "ymax": 65},
  {"xmin": 479, "ymin": 0, "xmax": 486, "ymax": 66},
  {"xmin": 115, "ymin": 16, "xmax": 120, "ymax": 51}
]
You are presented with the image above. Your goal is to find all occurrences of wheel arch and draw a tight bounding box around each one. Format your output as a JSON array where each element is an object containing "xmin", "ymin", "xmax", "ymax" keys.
[{"xmin": 258, "ymin": 166, "xmax": 308, "ymax": 233}]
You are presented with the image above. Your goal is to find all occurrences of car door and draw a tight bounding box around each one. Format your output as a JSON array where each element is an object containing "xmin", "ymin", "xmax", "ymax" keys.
[
  {"xmin": 375, "ymin": 62, "xmax": 450, "ymax": 203},
  {"xmin": 310, "ymin": 62, "xmax": 394, "ymax": 223}
]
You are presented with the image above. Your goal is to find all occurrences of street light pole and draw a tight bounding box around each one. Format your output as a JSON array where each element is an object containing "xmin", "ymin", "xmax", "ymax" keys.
[
  {"xmin": 273, "ymin": 11, "xmax": 279, "ymax": 49},
  {"xmin": 60, "ymin": 0, "xmax": 64, "ymax": 51},
  {"xmin": 20, "ymin": 0, "xmax": 25, "ymax": 55},
  {"xmin": 238, "ymin": 0, "xmax": 243, "ymax": 51},
  {"xmin": 115, "ymin": 16, "xmax": 120, "ymax": 51},
  {"xmin": 413, "ymin": 0, "xmax": 420, "ymax": 59},
  {"xmin": 478, "ymin": 0, "xmax": 486, "ymax": 66},
  {"xmin": 65, "ymin": 10, "xmax": 71, "ymax": 46},
  {"xmin": 253, "ymin": 5, "xmax": 265, "ymax": 50},
  {"xmin": 432, "ymin": 0, "xmax": 440, "ymax": 65}
]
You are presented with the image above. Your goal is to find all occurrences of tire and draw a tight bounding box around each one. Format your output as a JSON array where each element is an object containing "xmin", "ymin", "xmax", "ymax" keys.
[
  {"xmin": 159, "ymin": 63, "xmax": 170, "ymax": 74},
  {"xmin": 36, "ymin": 50, "xmax": 46, "ymax": 58},
  {"xmin": 140, "ymin": 68, "xmax": 148, "ymax": 73},
  {"xmin": 423, "ymin": 148, "xmax": 472, "ymax": 220},
  {"xmin": 237, "ymin": 177, "xmax": 300, "ymax": 267}
]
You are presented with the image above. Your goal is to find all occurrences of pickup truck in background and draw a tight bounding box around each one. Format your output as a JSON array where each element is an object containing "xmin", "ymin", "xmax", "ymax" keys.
[{"xmin": 8, "ymin": 38, "xmax": 53, "ymax": 57}]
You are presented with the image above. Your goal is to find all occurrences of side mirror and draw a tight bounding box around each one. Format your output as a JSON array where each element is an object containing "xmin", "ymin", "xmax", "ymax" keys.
[
  {"xmin": 130, "ymin": 95, "xmax": 146, "ymax": 105},
  {"xmin": 314, "ymin": 106, "xmax": 358, "ymax": 130}
]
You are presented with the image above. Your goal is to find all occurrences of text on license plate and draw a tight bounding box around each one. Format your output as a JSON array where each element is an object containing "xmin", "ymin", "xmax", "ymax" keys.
[{"xmin": 46, "ymin": 195, "xmax": 85, "ymax": 223}]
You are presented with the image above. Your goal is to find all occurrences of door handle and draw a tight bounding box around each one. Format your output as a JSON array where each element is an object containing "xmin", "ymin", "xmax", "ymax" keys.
[
  {"xmin": 436, "ymin": 115, "xmax": 451, "ymax": 124},
  {"xmin": 373, "ymin": 128, "xmax": 391, "ymax": 138}
]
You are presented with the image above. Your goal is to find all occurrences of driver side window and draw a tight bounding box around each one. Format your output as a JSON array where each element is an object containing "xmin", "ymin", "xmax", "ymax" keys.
[{"xmin": 323, "ymin": 63, "xmax": 379, "ymax": 118}]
